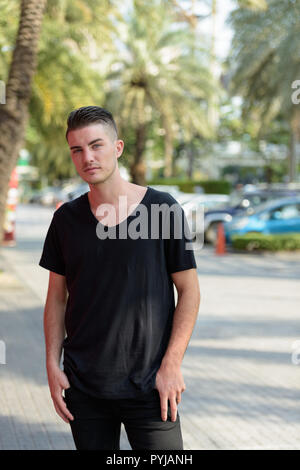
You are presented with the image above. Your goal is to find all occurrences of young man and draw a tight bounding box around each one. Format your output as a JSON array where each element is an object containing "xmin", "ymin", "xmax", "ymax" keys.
[{"xmin": 39, "ymin": 105, "xmax": 200, "ymax": 450}]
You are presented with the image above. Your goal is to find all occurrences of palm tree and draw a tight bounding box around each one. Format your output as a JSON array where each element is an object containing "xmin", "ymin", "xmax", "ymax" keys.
[
  {"xmin": 228, "ymin": 0, "xmax": 300, "ymax": 182},
  {"xmin": 105, "ymin": 0, "xmax": 215, "ymax": 185},
  {"xmin": 26, "ymin": 0, "xmax": 119, "ymax": 182},
  {"xmin": 0, "ymin": 0, "xmax": 47, "ymax": 243},
  {"xmin": 0, "ymin": 0, "xmax": 119, "ymax": 186}
]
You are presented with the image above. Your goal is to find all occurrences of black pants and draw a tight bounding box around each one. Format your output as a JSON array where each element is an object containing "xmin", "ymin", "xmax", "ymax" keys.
[{"xmin": 64, "ymin": 385, "xmax": 183, "ymax": 450}]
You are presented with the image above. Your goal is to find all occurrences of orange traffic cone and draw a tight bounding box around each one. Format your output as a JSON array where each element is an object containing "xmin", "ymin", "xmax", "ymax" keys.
[{"xmin": 215, "ymin": 222, "xmax": 226, "ymax": 255}]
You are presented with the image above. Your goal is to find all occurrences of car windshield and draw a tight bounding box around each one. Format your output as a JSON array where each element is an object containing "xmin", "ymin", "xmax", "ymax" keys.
[{"xmin": 250, "ymin": 198, "xmax": 289, "ymax": 215}]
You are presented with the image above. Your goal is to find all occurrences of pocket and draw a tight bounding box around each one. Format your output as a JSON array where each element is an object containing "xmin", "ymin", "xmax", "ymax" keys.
[{"xmin": 138, "ymin": 389, "xmax": 160, "ymax": 406}]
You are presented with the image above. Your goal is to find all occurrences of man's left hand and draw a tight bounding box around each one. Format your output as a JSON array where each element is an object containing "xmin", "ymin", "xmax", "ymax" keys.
[{"xmin": 154, "ymin": 361, "xmax": 186, "ymax": 422}]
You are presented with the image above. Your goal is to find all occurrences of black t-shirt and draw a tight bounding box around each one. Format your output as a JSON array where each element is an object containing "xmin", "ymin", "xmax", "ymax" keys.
[{"xmin": 39, "ymin": 186, "xmax": 197, "ymax": 399}]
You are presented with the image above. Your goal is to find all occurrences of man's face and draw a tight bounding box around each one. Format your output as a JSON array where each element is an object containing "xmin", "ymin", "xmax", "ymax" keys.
[{"xmin": 67, "ymin": 123, "xmax": 124, "ymax": 185}]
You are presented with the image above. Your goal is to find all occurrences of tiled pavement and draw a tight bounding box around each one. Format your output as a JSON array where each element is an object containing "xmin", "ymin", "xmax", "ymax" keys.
[{"xmin": 0, "ymin": 203, "xmax": 300, "ymax": 450}]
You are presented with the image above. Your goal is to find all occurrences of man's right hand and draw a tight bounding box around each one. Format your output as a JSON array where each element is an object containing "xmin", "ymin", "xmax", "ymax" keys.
[{"xmin": 47, "ymin": 363, "xmax": 74, "ymax": 424}]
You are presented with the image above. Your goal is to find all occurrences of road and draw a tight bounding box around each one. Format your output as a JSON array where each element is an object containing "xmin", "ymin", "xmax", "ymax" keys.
[{"xmin": 0, "ymin": 202, "xmax": 300, "ymax": 449}]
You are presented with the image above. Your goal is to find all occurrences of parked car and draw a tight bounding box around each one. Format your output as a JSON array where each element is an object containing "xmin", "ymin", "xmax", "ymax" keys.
[
  {"xmin": 28, "ymin": 186, "xmax": 68, "ymax": 206},
  {"xmin": 204, "ymin": 188, "xmax": 300, "ymax": 244},
  {"xmin": 224, "ymin": 196, "xmax": 300, "ymax": 244},
  {"xmin": 148, "ymin": 185, "xmax": 196, "ymax": 205},
  {"xmin": 182, "ymin": 194, "xmax": 230, "ymax": 234},
  {"xmin": 65, "ymin": 182, "xmax": 89, "ymax": 201}
]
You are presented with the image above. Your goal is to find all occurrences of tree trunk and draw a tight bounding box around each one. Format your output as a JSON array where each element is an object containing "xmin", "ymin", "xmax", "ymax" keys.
[
  {"xmin": 187, "ymin": 141, "xmax": 195, "ymax": 179},
  {"xmin": 0, "ymin": 0, "xmax": 46, "ymax": 244},
  {"xmin": 130, "ymin": 124, "xmax": 147, "ymax": 186},
  {"xmin": 207, "ymin": 0, "xmax": 219, "ymax": 130},
  {"xmin": 162, "ymin": 114, "xmax": 174, "ymax": 179},
  {"xmin": 264, "ymin": 165, "xmax": 273, "ymax": 184},
  {"xmin": 289, "ymin": 112, "xmax": 300, "ymax": 183}
]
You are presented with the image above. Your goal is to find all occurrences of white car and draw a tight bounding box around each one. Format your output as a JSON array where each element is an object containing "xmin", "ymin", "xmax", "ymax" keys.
[
  {"xmin": 148, "ymin": 185, "xmax": 196, "ymax": 205},
  {"xmin": 182, "ymin": 194, "xmax": 230, "ymax": 237}
]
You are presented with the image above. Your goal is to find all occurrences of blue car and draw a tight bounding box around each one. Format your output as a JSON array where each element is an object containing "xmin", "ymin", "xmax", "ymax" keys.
[{"xmin": 224, "ymin": 196, "xmax": 300, "ymax": 244}]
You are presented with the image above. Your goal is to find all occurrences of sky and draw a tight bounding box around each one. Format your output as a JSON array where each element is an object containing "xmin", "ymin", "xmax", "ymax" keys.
[{"xmin": 192, "ymin": 0, "xmax": 234, "ymax": 60}]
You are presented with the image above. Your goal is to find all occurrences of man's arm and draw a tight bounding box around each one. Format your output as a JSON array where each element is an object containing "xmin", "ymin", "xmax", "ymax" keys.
[
  {"xmin": 43, "ymin": 271, "xmax": 74, "ymax": 423},
  {"xmin": 155, "ymin": 268, "xmax": 200, "ymax": 422}
]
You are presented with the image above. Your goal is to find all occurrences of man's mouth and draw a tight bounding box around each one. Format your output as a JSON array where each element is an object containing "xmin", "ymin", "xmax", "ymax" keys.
[{"xmin": 84, "ymin": 167, "xmax": 101, "ymax": 172}]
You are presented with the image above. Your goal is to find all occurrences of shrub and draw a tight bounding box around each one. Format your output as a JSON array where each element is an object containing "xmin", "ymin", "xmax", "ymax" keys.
[
  {"xmin": 147, "ymin": 179, "xmax": 232, "ymax": 194},
  {"xmin": 231, "ymin": 233, "xmax": 300, "ymax": 251}
]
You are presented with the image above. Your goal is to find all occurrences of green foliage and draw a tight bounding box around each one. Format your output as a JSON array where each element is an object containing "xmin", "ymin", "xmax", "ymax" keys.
[
  {"xmin": 0, "ymin": 1, "xmax": 19, "ymax": 79},
  {"xmin": 104, "ymin": 0, "xmax": 216, "ymax": 171},
  {"xmin": 0, "ymin": 0, "xmax": 119, "ymax": 182},
  {"xmin": 228, "ymin": 0, "xmax": 300, "ymax": 131},
  {"xmin": 26, "ymin": 0, "xmax": 120, "ymax": 182},
  {"xmin": 1, "ymin": 0, "xmax": 220, "ymax": 183},
  {"xmin": 147, "ymin": 178, "xmax": 232, "ymax": 194},
  {"xmin": 236, "ymin": 0, "xmax": 268, "ymax": 10},
  {"xmin": 232, "ymin": 232, "xmax": 300, "ymax": 251},
  {"xmin": 197, "ymin": 180, "xmax": 232, "ymax": 194}
]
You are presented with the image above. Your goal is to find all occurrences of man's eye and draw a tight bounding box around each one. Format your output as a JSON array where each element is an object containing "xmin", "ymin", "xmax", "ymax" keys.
[
  {"xmin": 73, "ymin": 149, "xmax": 81, "ymax": 153},
  {"xmin": 93, "ymin": 144, "xmax": 101, "ymax": 149}
]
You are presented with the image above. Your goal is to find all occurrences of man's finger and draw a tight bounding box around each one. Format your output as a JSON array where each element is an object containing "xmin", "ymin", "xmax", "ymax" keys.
[
  {"xmin": 55, "ymin": 394, "xmax": 74, "ymax": 422},
  {"xmin": 169, "ymin": 395, "xmax": 177, "ymax": 422},
  {"xmin": 54, "ymin": 402, "xmax": 70, "ymax": 424},
  {"xmin": 159, "ymin": 393, "xmax": 168, "ymax": 422}
]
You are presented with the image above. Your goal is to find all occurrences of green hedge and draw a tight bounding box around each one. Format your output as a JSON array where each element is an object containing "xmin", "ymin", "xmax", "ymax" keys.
[
  {"xmin": 231, "ymin": 233, "xmax": 300, "ymax": 251},
  {"xmin": 147, "ymin": 179, "xmax": 232, "ymax": 194}
]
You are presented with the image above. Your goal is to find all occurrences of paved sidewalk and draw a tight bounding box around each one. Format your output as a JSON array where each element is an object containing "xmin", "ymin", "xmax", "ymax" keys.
[{"xmin": 1, "ymin": 203, "xmax": 300, "ymax": 449}]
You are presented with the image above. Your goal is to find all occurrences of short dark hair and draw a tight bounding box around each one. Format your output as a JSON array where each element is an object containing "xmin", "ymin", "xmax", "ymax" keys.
[{"xmin": 66, "ymin": 106, "xmax": 118, "ymax": 140}]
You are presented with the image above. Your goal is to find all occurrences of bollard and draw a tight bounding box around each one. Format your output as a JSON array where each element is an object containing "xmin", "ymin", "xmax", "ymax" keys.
[
  {"xmin": 2, "ymin": 203, "xmax": 16, "ymax": 246},
  {"xmin": 215, "ymin": 222, "xmax": 226, "ymax": 255},
  {"xmin": 2, "ymin": 168, "xmax": 18, "ymax": 247}
]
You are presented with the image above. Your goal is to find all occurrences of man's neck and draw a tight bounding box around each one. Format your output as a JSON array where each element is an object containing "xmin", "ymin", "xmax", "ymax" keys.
[{"xmin": 88, "ymin": 178, "xmax": 130, "ymax": 205}]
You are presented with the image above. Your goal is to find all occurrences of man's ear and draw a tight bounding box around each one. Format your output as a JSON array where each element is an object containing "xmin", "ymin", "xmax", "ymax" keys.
[{"xmin": 116, "ymin": 140, "xmax": 124, "ymax": 158}]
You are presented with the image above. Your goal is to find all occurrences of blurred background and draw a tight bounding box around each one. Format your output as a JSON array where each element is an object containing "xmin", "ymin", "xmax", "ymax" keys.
[{"xmin": 1, "ymin": 0, "xmax": 300, "ymax": 251}]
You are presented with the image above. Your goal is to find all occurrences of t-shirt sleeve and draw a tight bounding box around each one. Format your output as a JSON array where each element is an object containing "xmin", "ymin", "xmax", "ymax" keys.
[
  {"xmin": 163, "ymin": 196, "xmax": 197, "ymax": 274},
  {"xmin": 39, "ymin": 213, "xmax": 66, "ymax": 276}
]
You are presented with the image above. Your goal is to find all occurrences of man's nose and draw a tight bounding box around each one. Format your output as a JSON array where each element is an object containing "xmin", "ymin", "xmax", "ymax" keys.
[{"xmin": 81, "ymin": 148, "xmax": 94, "ymax": 163}]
